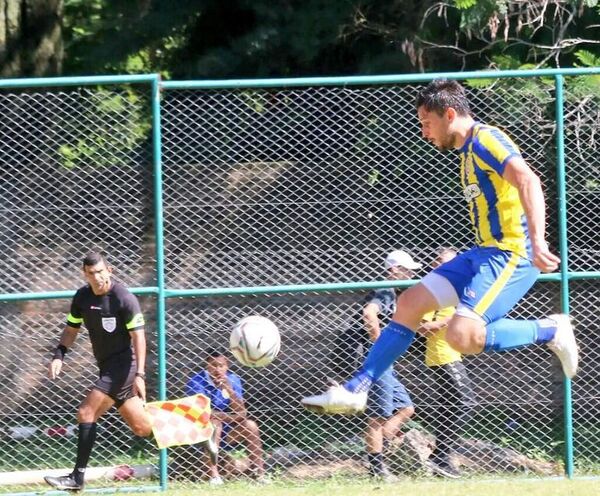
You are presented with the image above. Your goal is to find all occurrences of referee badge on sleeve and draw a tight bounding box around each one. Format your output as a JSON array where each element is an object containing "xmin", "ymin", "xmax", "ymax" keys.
[{"xmin": 102, "ymin": 317, "xmax": 117, "ymax": 333}]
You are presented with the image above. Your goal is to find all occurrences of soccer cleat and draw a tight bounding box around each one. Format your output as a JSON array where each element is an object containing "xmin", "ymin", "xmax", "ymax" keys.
[
  {"xmin": 43, "ymin": 474, "xmax": 84, "ymax": 491},
  {"xmin": 426, "ymin": 456, "xmax": 461, "ymax": 479},
  {"xmin": 546, "ymin": 314, "xmax": 579, "ymax": 379},
  {"xmin": 301, "ymin": 385, "xmax": 367, "ymax": 415}
]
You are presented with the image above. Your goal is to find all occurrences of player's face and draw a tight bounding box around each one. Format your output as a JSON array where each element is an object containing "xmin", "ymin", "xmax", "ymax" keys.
[
  {"xmin": 387, "ymin": 265, "xmax": 413, "ymax": 281},
  {"xmin": 432, "ymin": 251, "xmax": 457, "ymax": 269},
  {"xmin": 417, "ymin": 106, "xmax": 455, "ymax": 151},
  {"xmin": 207, "ymin": 356, "xmax": 228, "ymax": 382},
  {"xmin": 83, "ymin": 261, "xmax": 112, "ymax": 295}
]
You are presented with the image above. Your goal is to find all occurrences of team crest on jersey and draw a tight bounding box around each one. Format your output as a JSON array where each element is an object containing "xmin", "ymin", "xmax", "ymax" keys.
[
  {"xmin": 102, "ymin": 317, "xmax": 117, "ymax": 333},
  {"xmin": 464, "ymin": 183, "xmax": 481, "ymax": 201}
]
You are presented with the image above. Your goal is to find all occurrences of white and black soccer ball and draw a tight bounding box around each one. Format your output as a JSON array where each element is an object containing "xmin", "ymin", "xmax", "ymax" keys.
[{"xmin": 229, "ymin": 315, "xmax": 281, "ymax": 368}]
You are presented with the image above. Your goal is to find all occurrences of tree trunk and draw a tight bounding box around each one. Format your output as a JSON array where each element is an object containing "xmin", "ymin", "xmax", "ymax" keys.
[{"xmin": 0, "ymin": 0, "xmax": 63, "ymax": 77}]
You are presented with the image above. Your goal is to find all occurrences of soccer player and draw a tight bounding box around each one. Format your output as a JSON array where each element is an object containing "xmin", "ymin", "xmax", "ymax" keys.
[
  {"xmin": 302, "ymin": 78, "xmax": 578, "ymax": 415},
  {"xmin": 44, "ymin": 252, "xmax": 152, "ymax": 491},
  {"xmin": 186, "ymin": 350, "xmax": 267, "ymax": 485}
]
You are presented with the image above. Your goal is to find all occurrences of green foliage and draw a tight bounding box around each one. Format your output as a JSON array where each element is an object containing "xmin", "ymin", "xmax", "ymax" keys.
[
  {"xmin": 454, "ymin": 0, "xmax": 478, "ymax": 9},
  {"xmin": 575, "ymin": 49, "xmax": 600, "ymax": 67},
  {"xmin": 57, "ymin": 88, "xmax": 150, "ymax": 170},
  {"xmin": 61, "ymin": 1, "xmax": 600, "ymax": 79}
]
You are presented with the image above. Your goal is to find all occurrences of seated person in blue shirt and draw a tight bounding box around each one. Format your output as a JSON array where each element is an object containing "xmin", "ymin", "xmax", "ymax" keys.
[{"xmin": 186, "ymin": 349, "xmax": 266, "ymax": 485}]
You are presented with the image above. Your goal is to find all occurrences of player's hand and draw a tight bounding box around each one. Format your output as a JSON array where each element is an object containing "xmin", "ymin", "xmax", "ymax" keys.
[
  {"xmin": 133, "ymin": 376, "xmax": 146, "ymax": 402},
  {"xmin": 416, "ymin": 321, "xmax": 442, "ymax": 338},
  {"xmin": 48, "ymin": 358, "xmax": 63, "ymax": 379},
  {"xmin": 532, "ymin": 240, "xmax": 560, "ymax": 273}
]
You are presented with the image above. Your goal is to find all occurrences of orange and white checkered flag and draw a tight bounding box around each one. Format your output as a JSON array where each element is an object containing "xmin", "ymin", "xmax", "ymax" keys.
[{"xmin": 145, "ymin": 393, "xmax": 213, "ymax": 449}]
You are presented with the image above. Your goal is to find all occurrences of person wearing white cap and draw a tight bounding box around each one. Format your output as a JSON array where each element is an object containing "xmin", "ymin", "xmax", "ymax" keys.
[
  {"xmin": 302, "ymin": 79, "xmax": 577, "ymax": 419},
  {"xmin": 360, "ymin": 249, "xmax": 419, "ymax": 481},
  {"xmin": 384, "ymin": 249, "xmax": 422, "ymax": 272}
]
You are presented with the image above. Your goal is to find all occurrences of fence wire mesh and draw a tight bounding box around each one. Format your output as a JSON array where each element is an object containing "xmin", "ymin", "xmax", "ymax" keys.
[{"xmin": 0, "ymin": 74, "xmax": 598, "ymax": 493}]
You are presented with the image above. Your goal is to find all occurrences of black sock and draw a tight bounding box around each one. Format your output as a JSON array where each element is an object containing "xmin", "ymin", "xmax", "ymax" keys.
[
  {"xmin": 368, "ymin": 452, "xmax": 384, "ymax": 475},
  {"xmin": 73, "ymin": 422, "xmax": 97, "ymax": 483}
]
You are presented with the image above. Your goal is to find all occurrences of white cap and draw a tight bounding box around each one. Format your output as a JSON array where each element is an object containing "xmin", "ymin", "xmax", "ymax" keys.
[{"xmin": 384, "ymin": 250, "xmax": 422, "ymax": 270}]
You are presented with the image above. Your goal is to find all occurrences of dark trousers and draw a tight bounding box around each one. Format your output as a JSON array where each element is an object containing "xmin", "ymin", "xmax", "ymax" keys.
[{"xmin": 428, "ymin": 361, "xmax": 477, "ymax": 458}]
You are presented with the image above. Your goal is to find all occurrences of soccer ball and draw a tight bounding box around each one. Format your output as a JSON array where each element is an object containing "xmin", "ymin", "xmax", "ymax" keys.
[{"xmin": 230, "ymin": 315, "xmax": 281, "ymax": 367}]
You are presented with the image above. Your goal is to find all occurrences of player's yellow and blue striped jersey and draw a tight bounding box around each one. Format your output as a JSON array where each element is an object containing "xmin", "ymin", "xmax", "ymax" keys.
[{"xmin": 460, "ymin": 122, "xmax": 531, "ymax": 258}]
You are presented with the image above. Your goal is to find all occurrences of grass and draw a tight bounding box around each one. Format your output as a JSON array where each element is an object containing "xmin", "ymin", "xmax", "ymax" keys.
[
  {"xmin": 102, "ymin": 477, "xmax": 599, "ymax": 496},
  {"xmin": 4, "ymin": 473, "xmax": 600, "ymax": 495}
]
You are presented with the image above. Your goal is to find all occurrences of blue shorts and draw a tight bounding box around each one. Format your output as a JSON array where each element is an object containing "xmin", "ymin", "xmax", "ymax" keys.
[
  {"xmin": 433, "ymin": 246, "xmax": 540, "ymax": 324},
  {"xmin": 366, "ymin": 366, "xmax": 413, "ymax": 418}
]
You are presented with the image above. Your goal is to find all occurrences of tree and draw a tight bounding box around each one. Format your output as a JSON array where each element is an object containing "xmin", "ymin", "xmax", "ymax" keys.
[{"xmin": 0, "ymin": 0, "xmax": 64, "ymax": 77}]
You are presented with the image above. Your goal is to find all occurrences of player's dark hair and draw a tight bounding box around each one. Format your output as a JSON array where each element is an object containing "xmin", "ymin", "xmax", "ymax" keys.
[
  {"xmin": 82, "ymin": 252, "xmax": 108, "ymax": 269},
  {"xmin": 416, "ymin": 79, "xmax": 471, "ymax": 116},
  {"xmin": 206, "ymin": 348, "xmax": 227, "ymax": 362}
]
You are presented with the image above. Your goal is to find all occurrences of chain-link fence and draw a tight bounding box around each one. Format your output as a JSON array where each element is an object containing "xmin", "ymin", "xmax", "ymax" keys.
[{"xmin": 0, "ymin": 70, "xmax": 599, "ymax": 493}]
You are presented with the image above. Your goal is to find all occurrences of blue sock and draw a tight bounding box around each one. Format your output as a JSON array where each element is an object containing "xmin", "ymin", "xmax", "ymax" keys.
[
  {"xmin": 345, "ymin": 321, "xmax": 415, "ymax": 393},
  {"xmin": 484, "ymin": 318, "xmax": 557, "ymax": 352}
]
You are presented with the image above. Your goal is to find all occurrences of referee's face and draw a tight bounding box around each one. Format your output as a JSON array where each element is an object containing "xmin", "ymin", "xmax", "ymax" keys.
[{"xmin": 83, "ymin": 261, "xmax": 112, "ymax": 295}]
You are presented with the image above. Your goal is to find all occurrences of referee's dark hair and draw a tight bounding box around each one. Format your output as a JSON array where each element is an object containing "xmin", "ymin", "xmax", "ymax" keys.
[
  {"xmin": 82, "ymin": 252, "xmax": 108, "ymax": 269},
  {"xmin": 206, "ymin": 348, "xmax": 228, "ymax": 362}
]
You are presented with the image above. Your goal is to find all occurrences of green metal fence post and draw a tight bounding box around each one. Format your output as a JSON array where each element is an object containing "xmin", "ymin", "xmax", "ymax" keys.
[
  {"xmin": 151, "ymin": 74, "xmax": 168, "ymax": 491},
  {"xmin": 554, "ymin": 74, "xmax": 574, "ymax": 479}
]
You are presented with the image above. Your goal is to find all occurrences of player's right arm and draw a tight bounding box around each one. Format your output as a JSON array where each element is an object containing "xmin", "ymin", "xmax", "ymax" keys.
[
  {"xmin": 48, "ymin": 293, "xmax": 83, "ymax": 379},
  {"xmin": 363, "ymin": 303, "xmax": 381, "ymax": 342},
  {"xmin": 48, "ymin": 325, "xmax": 79, "ymax": 379},
  {"xmin": 503, "ymin": 156, "xmax": 560, "ymax": 272}
]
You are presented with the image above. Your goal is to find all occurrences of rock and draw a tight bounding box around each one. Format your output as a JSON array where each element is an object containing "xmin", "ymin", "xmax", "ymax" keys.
[
  {"xmin": 386, "ymin": 429, "xmax": 435, "ymax": 474},
  {"xmin": 453, "ymin": 438, "xmax": 561, "ymax": 476}
]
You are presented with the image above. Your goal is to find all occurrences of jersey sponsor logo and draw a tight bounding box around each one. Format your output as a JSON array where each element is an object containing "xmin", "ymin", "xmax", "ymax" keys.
[
  {"xmin": 90, "ymin": 305, "xmax": 102, "ymax": 310},
  {"xmin": 102, "ymin": 317, "xmax": 117, "ymax": 333},
  {"xmin": 464, "ymin": 183, "xmax": 481, "ymax": 202}
]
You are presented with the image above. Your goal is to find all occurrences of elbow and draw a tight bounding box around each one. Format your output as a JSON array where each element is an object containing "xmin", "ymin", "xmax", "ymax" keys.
[{"xmin": 518, "ymin": 171, "xmax": 541, "ymax": 193}]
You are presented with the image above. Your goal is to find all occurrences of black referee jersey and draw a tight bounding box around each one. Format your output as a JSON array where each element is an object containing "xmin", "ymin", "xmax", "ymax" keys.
[{"xmin": 66, "ymin": 281, "xmax": 145, "ymax": 367}]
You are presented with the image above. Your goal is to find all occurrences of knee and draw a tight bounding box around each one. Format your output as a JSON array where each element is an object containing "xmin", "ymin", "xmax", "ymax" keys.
[
  {"xmin": 77, "ymin": 405, "xmax": 95, "ymax": 423},
  {"xmin": 404, "ymin": 405, "xmax": 415, "ymax": 418},
  {"xmin": 446, "ymin": 319, "xmax": 485, "ymax": 354},
  {"xmin": 132, "ymin": 423, "xmax": 152, "ymax": 437},
  {"xmin": 241, "ymin": 418, "xmax": 260, "ymax": 436}
]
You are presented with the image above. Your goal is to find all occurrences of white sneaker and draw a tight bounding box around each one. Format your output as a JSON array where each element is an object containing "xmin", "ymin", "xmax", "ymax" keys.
[
  {"xmin": 547, "ymin": 314, "xmax": 578, "ymax": 379},
  {"xmin": 209, "ymin": 476, "xmax": 224, "ymax": 486},
  {"xmin": 301, "ymin": 385, "xmax": 367, "ymax": 415}
]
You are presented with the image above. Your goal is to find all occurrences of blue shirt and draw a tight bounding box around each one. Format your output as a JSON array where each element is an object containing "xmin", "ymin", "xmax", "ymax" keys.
[{"xmin": 186, "ymin": 370, "xmax": 244, "ymax": 412}]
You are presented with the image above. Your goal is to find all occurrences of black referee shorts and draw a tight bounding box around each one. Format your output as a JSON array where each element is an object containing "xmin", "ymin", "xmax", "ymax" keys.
[{"xmin": 94, "ymin": 356, "xmax": 137, "ymax": 409}]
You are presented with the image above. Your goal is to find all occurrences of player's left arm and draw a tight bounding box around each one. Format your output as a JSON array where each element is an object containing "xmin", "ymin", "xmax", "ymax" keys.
[
  {"xmin": 503, "ymin": 156, "xmax": 560, "ymax": 272},
  {"xmin": 123, "ymin": 292, "xmax": 147, "ymax": 401},
  {"xmin": 130, "ymin": 329, "xmax": 147, "ymax": 401}
]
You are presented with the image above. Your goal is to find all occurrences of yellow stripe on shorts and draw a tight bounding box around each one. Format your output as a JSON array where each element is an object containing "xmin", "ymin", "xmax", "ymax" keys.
[{"xmin": 473, "ymin": 252, "xmax": 520, "ymax": 316}]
